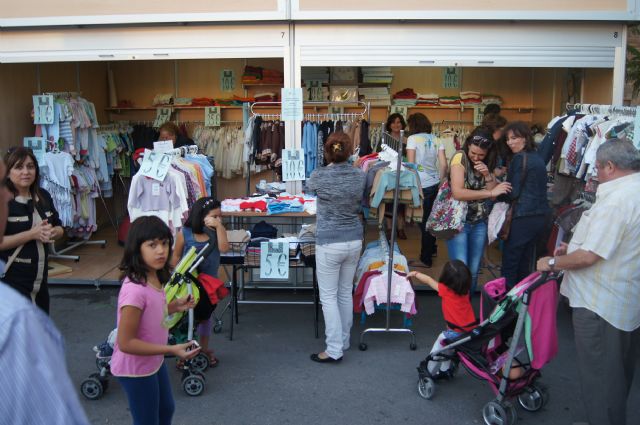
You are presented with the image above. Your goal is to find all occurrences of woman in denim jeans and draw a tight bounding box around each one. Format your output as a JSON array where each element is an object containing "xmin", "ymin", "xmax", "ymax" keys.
[
  {"xmin": 500, "ymin": 122, "xmax": 551, "ymax": 288},
  {"xmin": 306, "ymin": 132, "xmax": 366, "ymax": 363},
  {"xmin": 447, "ymin": 130, "xmax": 512, "ymax": 294}
]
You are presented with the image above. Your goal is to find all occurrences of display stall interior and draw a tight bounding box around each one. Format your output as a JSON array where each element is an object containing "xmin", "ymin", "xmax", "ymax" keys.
[{"xmin": 0, "ymin": 58, "xmax": 617, "ymax": 286}]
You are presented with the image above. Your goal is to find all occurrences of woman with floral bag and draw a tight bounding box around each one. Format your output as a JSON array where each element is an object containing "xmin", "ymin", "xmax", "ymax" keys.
[{"xmin": 446, "ymin": 130, "xmax": 511, "ymax": 294}]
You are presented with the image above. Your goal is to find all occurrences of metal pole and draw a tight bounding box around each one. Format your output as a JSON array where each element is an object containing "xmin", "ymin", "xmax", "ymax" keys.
[{"xmin": 385, "ymin": 129, "xmax": 404, "ymax": 330}]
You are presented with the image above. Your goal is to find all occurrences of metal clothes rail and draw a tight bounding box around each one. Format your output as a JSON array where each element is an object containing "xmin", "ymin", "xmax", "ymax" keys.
[
  {"xmin": 358, "ymin": 129, "xmax": 418, "ymax": 351},
  {"xmin": 566, "ymin": 103, "xmax": 638, "ymax": 117}
]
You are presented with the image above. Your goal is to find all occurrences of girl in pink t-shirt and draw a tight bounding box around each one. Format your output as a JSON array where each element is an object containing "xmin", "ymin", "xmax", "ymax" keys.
[{"xmin": 111, "ymin": 216, "xmax": 200, "ymax": 425}]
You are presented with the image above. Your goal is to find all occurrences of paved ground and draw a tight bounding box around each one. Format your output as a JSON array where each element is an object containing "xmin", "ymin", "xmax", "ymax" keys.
[{"xmin": 52, "ymin": 285, "xmax": 640, "ymax": 425}]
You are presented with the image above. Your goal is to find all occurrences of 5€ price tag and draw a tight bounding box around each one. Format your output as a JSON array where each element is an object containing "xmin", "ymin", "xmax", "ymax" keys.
[
  {"xmin": 205, "ymin": 106, "xmax": 221, "ymax": 127},
  {"xmin": 282, "ymin": 148, "xmax": 306, "ymax": 181},
  {"xmin": 139, "ymin": 149, "xmax": 172, "ymax": 182},
  {"xmin": 23, "ymin": 137, "xmax": 46, "ymax": 165},
  {"xmin": 32, "ymin": 95, "xmax": 54, "ymax": 124},
  {"xmin": 153, "ymin": 107, "xmax": 172, "ymax": 128},
  {"xmin": 390, "ymin": 105, "xmax": 408, "ymax": 120},
  {"xmin": 260, "ymin": 241, "xmax": 289, "ymax": 280}
]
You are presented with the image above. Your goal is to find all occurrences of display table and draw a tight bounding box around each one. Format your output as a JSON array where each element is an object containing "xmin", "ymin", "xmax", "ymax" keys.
[{"xmin": 221, "ymin": 211, "xmax": 317, "ymax": 341}]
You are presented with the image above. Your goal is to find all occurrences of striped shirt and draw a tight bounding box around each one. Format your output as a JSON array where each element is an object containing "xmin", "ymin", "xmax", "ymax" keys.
[
  {"xmin": 561, "ymin": 172, "xmax": 640, "ymax": 332},
  {"xmin": 0, "ymin": 279, "xmax": 90, "ymax": 425}
]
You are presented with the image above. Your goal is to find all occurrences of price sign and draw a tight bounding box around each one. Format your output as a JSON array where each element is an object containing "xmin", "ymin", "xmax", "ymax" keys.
[
  {"xmin": 328, "ymin": 106, "xmax": 344, "ymax": 116},
  {"xmin": 205, "ymin": 106, "xmax": 221, "ymax": 127},
  {"xmin": 306, "ymin": 80, "xmax": 324, "ymax": 101},
  {"xmin": 473, "ymin": 106, "xmax": 485, "ymax": 126},
  {"xmin": 260, "ymin": 241, "xmax": 289, "ymax": 279},
  {"xmin": 281, "ymin": 88, "xmax": 303, "ymax": 121},
  {"xmin": 139, "ymin": 149, "xmax": 172, "ymax": 182},
  {"xmin": 153, "ymin": 107, "xmax": 172, "ymax": 128},
  {"xmin": 442, "ymin": 67, "xmax": 461, "ymax": 89},
  {"xmin": 390, "ymin": 105, "xmax": 408, "ymax": 120},
  {"xmin": 220, "ymin": 69, "xmax": 235, "ymax": 92},
  {"xmin": 282, "ymin": 148, "xmax": 306, "ymax": 181},
  {"xmin": 153, "ymin": 140, "xmax": 174, "ymax": 153},
  {"xmin": 23, "ymin": 137, "xmax": 46, "ymax": 165},
  {"xmin": 32, "ymin": 95, "xmax": 54, "ymax": 124}
]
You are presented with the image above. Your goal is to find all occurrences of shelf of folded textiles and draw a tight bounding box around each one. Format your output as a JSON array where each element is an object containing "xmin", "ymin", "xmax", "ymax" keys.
[
  {"xmin": 394, "ymin": 105, "xmax": 534, "ymax": 112},
  {"xmin": 222, "ymin": 211, "xmax": 315, "ymax": 217},
  {"xmin": 105, "ymin": 105, "xmax": 247, "ymax": 112},
  {"xmin": 242, "ymin": 83, "xmax": 284, "ymax": 87}
]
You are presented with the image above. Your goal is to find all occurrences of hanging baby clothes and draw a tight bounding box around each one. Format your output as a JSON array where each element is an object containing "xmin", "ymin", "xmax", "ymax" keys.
[{"xmin": 40, "ymin": 151, "xmax": 75, "ymax": 227}]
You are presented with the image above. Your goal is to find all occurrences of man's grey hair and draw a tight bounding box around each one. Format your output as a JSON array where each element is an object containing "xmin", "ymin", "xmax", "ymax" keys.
[{"xmin": 596, "ymin": 139, "xmax": 640, "ymax": 171}]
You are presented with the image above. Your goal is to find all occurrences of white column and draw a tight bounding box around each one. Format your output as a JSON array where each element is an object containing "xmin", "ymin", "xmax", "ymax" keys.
[{"xmin": 612, "ymin": 24, "xmax": 628, "ymax": 105}]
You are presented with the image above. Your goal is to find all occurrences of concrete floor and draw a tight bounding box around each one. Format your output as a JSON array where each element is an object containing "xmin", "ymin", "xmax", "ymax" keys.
[{"xmin": 53, "ymin": 284, "xmax": 640, "ymax": 425}]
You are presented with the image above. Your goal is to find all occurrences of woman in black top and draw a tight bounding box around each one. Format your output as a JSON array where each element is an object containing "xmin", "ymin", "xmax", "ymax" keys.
[
  {"xmin": 500, "ymin": 122, "xmax": 551, "ymax": 288},
  {"xmin": 0, "ymin": 147, "xmax": 64, "ymax": 314}
]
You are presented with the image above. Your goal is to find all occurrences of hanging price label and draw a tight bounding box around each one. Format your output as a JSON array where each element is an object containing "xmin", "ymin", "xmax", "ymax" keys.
[
  {"xmin": 473, "ymin": 106, "xmax": 485, "ymax": 126},
  {"xmin": 282, "ymin": 148, "xmax": 306, "ymax": 181},
  {"xmin": 260, "ymin": 241, "xmax": 289, "ymax": 279},
  {"xmin": 220, "ymin": 69, "xmax": 235, "ymax": 92},
  {"xmin": 32, "ymin": 95, "xmax": 54, "ymax": 124},
  {"xmin": 390, "ymin": 105, "xmax": 408, "ymax": 120},
  {"xmin": 442, "ymin": 67, "xmax": 461, "ymax": 89},
  {"xmin": 139, "ymin": 149, "xmax": 172, "ymax": 182},
  {"xmin": 205, "ymin": 106, "xmax": 221, "ymax": 127},
  {"xmin": 153, "ymin": 107, "xmax": 172, "ymax": 128},
  {"xmin": 328, "ymin": 106, "xmax": 344, "ymax": 115},
  {"xmin": 306, "ymin": 80, "xmax": 324, "ymax": 101},
  {"xmin": 23, "ymin": 137, "xmax": 46, "ymax": 165}
]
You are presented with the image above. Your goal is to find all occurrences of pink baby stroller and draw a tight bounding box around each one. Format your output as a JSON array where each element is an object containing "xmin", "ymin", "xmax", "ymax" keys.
[{"xmin": 416, "ymin": 272, "xmax": 560, "ymax": 425}]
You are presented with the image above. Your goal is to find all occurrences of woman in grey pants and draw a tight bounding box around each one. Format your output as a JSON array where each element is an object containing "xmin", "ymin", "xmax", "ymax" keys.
[{"xmin": 306, "ymin": 132, "xmax": 366, "ymax": 363}]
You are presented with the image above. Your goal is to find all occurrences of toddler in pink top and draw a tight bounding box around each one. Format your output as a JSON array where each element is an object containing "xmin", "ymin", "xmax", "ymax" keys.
[{"xmin": 111, "ymin": 216, "xmax": 200, "ymax": 425}]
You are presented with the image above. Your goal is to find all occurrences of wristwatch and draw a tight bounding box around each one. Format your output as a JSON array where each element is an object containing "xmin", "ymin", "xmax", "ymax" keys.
[{"xmin": 548, "ymin": 257, "xmax": 556, "ymax": 272}]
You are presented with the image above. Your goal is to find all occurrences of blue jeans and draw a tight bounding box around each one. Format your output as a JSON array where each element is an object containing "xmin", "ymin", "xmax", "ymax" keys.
[
  {"xmin": 502, "ymin": 214, "xmax": 547, "ymax": 289},
  {"xmin": 118, "ymin": 363, "xmax": 175, "ymax": 425},
  {"xmin": 445, "ymin": 220, "xmax": 488, "ymax": 294}
]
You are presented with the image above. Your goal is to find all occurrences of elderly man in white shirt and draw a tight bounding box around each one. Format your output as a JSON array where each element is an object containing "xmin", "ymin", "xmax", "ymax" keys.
[
  {"xmin": 0, "ymin": 157, "xmax": 90, "ymax": 425},
  {"xmin": 537, "ymin": 139, "xmax": 640, "ymax": 425}
]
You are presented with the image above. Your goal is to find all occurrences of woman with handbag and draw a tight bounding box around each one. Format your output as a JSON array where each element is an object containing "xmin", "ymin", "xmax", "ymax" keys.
[
  {"xmin": 499, "ymin": 122, "xmax": 550, "ymax": 289},
  {"xmin": 447, "ymin": 130, "xmax": 512, "ymax": 294},
  {"xmin": 0, "ymin": 147, "xmax": 64, "ymax": 314}
]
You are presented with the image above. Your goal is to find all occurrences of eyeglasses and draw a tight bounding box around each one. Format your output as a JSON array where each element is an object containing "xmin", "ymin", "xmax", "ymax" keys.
[{"xmin": 470, "ymin": 135, "xmax": 492, "ymax": 149}]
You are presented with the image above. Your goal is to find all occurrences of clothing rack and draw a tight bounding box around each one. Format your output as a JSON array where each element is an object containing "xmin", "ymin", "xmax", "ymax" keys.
[
  {"xmin": 359, "ymin": 129, "xmax": 418, "ymax": 351},
  {"xmin": 566, "ymin": 103, "xmax": 638, "ymax": 117}
]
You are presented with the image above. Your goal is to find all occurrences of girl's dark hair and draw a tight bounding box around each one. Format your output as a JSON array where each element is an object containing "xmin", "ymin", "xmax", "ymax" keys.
[
  {"xmin": 462, "ymin": 128, "xmax": 498, "ymax": 171},
  {"xmin": 119, "ymin": 216, "xmax": 173, "ymax": 284},
  {"xmin": 186, "ymin": 197, "xmax": 222, "ymax": 234},
  {"xmin": 480, "ymin": 113, "xmax": 507, "ymax": 135},
  {"xmin": 504, "ymin": 121, "xmax": 537, "ymax": 152},
  {"xmin": 385, "ymin": 113, "xmax": 407, "ymax": 133},
  {"xmin": 438, "ymin": 260, "xmax": 472, "ymax": 296},
  {"xmin": 407, "ymin": 113, "xmax": 432, "ymax": 135},
  {"xmin": 483, "ymin": 103, "xmax": 501, "ymax": 115},
  {"xmin": 324, "ymin": 132, "xmax": 351, "ymax": 164},
  {"xmin": 4, "ymin": 147, "xmax": 46, "ymax": 205}
]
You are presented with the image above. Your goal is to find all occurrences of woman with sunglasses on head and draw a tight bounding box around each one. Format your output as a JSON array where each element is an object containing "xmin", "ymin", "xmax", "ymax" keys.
[
  {"xmin": 447, "ymin": 130, "xmax": 511, "ymax": 294},
  {"xmin": 0, "ymin": 147, "xmax": 64, "ymax": 314},
  {"xmin": 500, "ymin": 122, "xmax": 550, "ymax": 289}
]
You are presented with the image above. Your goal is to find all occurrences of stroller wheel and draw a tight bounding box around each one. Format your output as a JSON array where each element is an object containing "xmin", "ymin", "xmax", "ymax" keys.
[
  {"xmin": 409, "ymin": 343, "xmax": 417, "ymax": 351},
  {"xmin": 483, "ymin": 400, "xmax": 517, "ymax": 425},
  {"xmin": 358, "ymin": 343, "xmax": 368, "ymax": 351},
  {"xmin": 182, "ymin": 374, "xmax": 205, "ymax": 397},
  {"xmin": 517, "ymin": 383, "xmax": 548, "ymax": 412},
  {"xmin": 417, "ymin": 377, "xmax": 435, "ymax": 400},
  {"xmin": 80, "ymin": 375, "xmax": 104, "ymax": 400},
  {"xmin": 190, "ymin": 353, "xmax": 210, "ymax": 373}
]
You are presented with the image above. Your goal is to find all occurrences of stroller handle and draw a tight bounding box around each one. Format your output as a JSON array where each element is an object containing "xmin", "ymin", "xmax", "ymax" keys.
[{"xmin": 523, "ymin": 271, "xmax": 561, "ymax": 302}]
